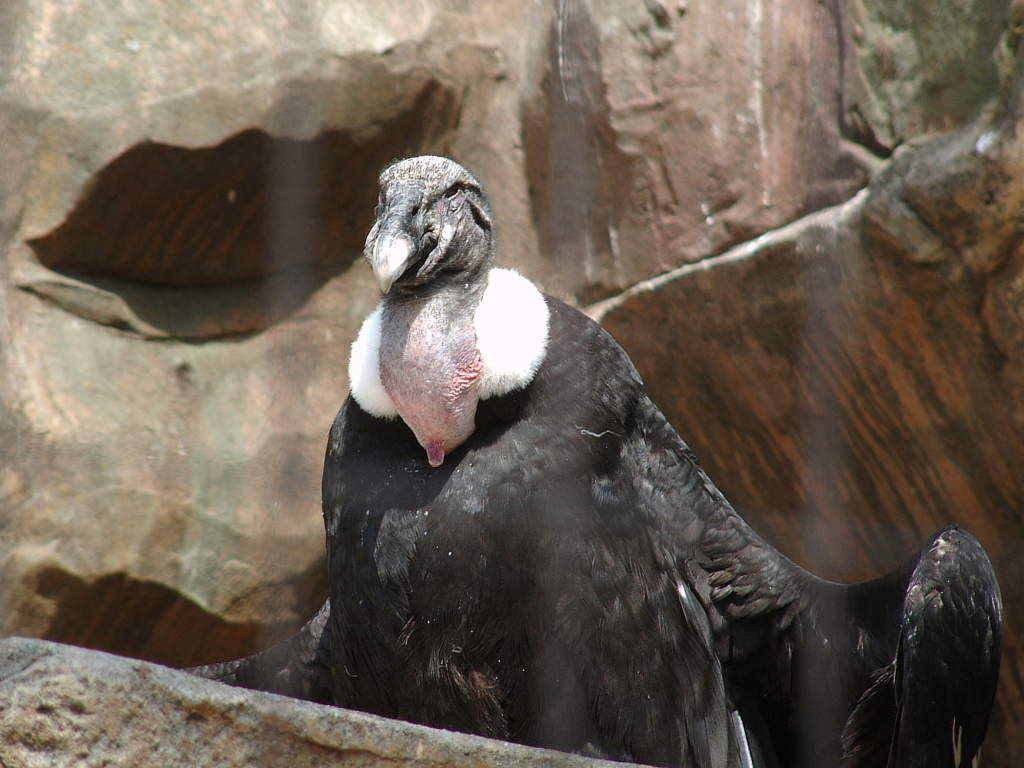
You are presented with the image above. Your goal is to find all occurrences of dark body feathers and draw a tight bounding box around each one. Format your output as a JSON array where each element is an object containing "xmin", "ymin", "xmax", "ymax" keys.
[
  {"xmin": 319, "ymin": 296, "xmax": 1002, "ymax": 767},
  {"xmin": 323, "ymin": 299, "xmax": 740, "ymax": 765},
  {"xmin": 193, "ymin": 294, "xmax": 1004, "ymax": 767}
]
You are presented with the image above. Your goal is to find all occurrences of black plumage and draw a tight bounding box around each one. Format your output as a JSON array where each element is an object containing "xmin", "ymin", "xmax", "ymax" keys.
[
  {"xmin": 192, "ymin": 156, "xmax": 1002, "ymax": 768},
  {"xmin": 324, "ymin": 296, "xmax": 747, "ymax": 765}
]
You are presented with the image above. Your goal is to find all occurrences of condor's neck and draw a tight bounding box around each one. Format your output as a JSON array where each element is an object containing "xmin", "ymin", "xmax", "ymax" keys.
[
  {"xmin": 383, "ymin": 277, "xmax": 487, "ymax": 329},
  {"xmin": 380, "ymin": 284, "xmax": 485, "ymax": 467},
  {"xmin": 378, "ymin": 283, "xmax": 487, "ymax": 401},
  {"xmin": 378, "ymin": 279, "xmax": 488, "ymax": 413},
  {"xmin": 348, "ymin": 268, "xmax": 551, "ymax": 425}
]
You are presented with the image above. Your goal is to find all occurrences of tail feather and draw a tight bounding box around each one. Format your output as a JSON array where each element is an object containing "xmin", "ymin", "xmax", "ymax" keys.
[
  {"xmin": 841, "ymin": 527, "xmax": 1002, "ymax": 767},
  {"xmin": 186, "ymin": 599, "xmax": 333, "ymax": 705},
  {"xmin": 841, "ymin": 662, "xmax": 896, "ymax": 767}
]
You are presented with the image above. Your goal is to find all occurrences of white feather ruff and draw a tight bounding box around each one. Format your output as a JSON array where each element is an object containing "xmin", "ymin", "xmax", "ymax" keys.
[
  {"xmin": 475, "ymin": 268, "xmax": 550, "ymax": 399},
  {"xmin": 348, "ymin": 305, "xmax": 399, "ymax": 418},
  {"xmin": 348, "ymin": 268, "xmax": 550, "ymax": 416}
]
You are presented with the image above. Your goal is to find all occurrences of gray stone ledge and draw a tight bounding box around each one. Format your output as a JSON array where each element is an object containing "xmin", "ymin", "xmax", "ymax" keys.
[{"xmin": 0, "ymin": 637, "xmax": 632, "ymax": 768}]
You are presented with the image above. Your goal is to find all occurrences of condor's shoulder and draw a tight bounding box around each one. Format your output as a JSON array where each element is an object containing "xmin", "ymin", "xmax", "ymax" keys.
[{"xmin": 533, "ymin": 295, "xmax": 645, "ymax": 400}]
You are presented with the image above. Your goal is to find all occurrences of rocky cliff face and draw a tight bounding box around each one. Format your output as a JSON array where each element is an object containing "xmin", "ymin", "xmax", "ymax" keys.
[{"xmin": 0, "ymin": 0, "xmax": 1020, "ymax": 763}]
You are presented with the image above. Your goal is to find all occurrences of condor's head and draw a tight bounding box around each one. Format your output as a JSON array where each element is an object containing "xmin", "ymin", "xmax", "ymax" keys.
[
  {"xmin": 350, "ymin": 157, "xmax": 549, "ymax": 470},
  {"xmin": 364, "ymin": 155, "xmax": 495, "ymax": 297}
]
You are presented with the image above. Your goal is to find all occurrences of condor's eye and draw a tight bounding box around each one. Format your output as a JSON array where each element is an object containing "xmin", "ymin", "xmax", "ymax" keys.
[{"xmin": 443, "ymin": 185, "xmax": 464, "ymax": 211}]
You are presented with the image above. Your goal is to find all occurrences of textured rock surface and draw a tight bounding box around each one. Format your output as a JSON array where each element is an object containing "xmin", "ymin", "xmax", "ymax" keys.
[
  {"xmin": 841, "ymin": 0, "xmax": 1016, "ymax": 148},
  {"xmin": 0, "ymin": 0, "xmax": 1020, "ymax": 764},
  {"xmin": 594, "ymin": 111, "xmax": 1024, "ymax": 765},
  {"xmin": 0, "ymin": 637, "xmax": 626, "ymax": 768},
  {"xmin": 522, "ymin": 0, "xmax": 876, "ymax": 301}
]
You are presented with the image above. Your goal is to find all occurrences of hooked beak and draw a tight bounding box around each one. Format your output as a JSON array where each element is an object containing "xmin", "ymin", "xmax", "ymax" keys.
[{"xmin": 368, "ymin": 230, "xmax": 416, "ymax": 294}]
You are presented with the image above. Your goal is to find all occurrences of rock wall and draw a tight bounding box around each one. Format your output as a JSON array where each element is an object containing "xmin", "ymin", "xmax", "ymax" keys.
[{"xmin": 0, "ymin": 0, "xmax": 1020, "ymax": 763}]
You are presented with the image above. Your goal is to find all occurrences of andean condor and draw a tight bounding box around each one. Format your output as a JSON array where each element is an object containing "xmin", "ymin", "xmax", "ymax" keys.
[{"xmin": 193, "ymin": 156, "xmax": 1003, "ymax": 768}]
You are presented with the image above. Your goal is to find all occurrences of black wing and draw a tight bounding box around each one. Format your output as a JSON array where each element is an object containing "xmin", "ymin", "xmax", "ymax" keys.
[
  {"xmin": 186, "ymin": 600, "xmax": 333, "ymax": 704},
  {"xmin": 629, "ymin": 390, "xmax": 1002, "ymax": 767},
  {"xmin": 321, "ymin": 298, "xmax": 762, "ymax": 767},
  {"xmin": 842, "ymin": 526, "xmax": 1002, "ymax": 768}
]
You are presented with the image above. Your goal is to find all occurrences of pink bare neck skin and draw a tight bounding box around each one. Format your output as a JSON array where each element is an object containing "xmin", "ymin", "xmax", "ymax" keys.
[{"xmin": 379, "ymin": 291, "xmax": 484, "ymax": 467}]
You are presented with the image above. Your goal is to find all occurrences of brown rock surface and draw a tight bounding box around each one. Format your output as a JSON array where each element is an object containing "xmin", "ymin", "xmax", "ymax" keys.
[
  {"xmin": 522, "ymin": 0, "xmax": 875, "ymax": 301},
  {"xmin": 0, "ymin": 0, "xmax": 1020, "ymax": 764},
  {"xmin": 0, "ymin": 637, "xmax": 628, "ymax": 768},
  {"xmin": 593, "ymin": 114, "xmax": 1024, "ymax": 765}
]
